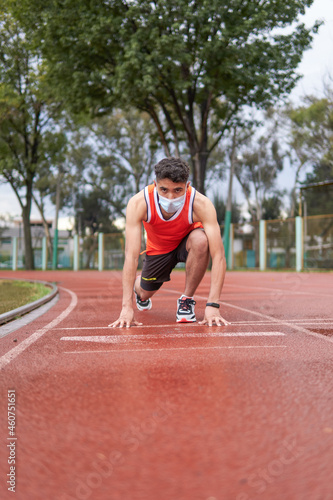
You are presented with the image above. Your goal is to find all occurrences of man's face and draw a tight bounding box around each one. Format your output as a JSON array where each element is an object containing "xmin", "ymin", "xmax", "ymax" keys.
[{"xmin": 154, "ymin": 178, "xmax": 189, "ymax": 199}]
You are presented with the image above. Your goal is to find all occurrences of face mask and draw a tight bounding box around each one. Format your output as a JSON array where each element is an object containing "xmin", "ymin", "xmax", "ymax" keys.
[{"xmin": 158, "ymin": 192, "xmax": 186, "ymax": 214}]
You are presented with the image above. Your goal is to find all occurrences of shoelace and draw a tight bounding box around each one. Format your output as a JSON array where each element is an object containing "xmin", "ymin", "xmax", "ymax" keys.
[{"xmin": 179, "ymin": 298, "xmax": 196, "ymax": 311}]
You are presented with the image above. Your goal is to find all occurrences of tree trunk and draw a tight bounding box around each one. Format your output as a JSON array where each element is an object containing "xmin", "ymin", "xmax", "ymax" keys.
[
  {"xmin": 22, "ymin": 204, "xmax": 34, "ymax": 270},
  {"xmin": 84, "ymin": 236, "xmax": 98, "ymax": 269},
  {"xmin": 33, "ymin": 194, "xmax": 53, "ymax": 261},
  {"xmin": 192, "ymin": 151, "xmax": 208, "ymax": 194}
]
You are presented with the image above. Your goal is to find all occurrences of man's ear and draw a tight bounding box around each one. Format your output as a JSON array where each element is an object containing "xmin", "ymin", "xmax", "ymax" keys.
[{"xmin": 153, "ymin": 179, "xmax": 157, "ymax": 187}]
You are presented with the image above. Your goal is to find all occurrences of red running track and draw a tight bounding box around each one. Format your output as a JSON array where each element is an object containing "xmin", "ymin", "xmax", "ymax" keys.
[{"xmin": 0, "ymin": 270, "xmax": 333, "ymax": 500}]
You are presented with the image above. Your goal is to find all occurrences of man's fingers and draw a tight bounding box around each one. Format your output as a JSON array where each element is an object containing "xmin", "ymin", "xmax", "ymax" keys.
[
  {"xmin": 198, "ymin": 316, "xmax": 225, "ymax": 326},
  {"xmin": 108, "ymin": 319, "xmax": 143, "ymax": 328}
]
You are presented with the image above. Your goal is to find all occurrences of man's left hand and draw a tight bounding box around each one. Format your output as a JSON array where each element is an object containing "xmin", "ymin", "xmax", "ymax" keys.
[{"xmin": 198, "ymin": 305, "xmax": 227, "ymax": 326}]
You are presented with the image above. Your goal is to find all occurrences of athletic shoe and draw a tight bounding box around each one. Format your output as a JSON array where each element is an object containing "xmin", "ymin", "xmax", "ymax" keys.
[
  {"xmin": 134, "ymin": 290, "xmax": 152, "ymax": 311},
  {"xmin": 176, "ymin": 296, "xmax": 196, "ymax": 323}
]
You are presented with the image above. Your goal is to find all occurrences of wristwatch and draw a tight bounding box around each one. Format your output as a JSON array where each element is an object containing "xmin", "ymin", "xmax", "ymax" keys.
[{"xmin": 206, "ymin": 302, "xmax": 220, "ymax": 308}]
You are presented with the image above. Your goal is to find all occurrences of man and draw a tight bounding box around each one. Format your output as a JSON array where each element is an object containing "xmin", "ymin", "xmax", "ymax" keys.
[{"xmin": 109, "ymin": 157, "xmax": 226, "ymax": 328}]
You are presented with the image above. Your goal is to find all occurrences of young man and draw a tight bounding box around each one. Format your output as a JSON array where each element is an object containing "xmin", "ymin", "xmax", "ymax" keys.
[{"xmin": 109, "ymin": 157, "xmax": 226, "ymax": 328}]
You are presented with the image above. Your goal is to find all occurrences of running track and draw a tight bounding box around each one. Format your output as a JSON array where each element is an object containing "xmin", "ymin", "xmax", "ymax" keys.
[{"xmin": 0, "ymin": 270, "xmax": 333, "ymax": 500}]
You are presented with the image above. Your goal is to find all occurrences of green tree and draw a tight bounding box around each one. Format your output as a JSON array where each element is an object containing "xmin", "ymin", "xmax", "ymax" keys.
[
  {"xmin": 32, "ymin": 131, "xmax": 68, "ymax": 261},
  {"xmin": 284, "ymin": 91, "xmax": 333, "ymax": 215},
  {"xmin": 262, "ymin": 192, "xmax": 284, "ymax": 220},
  {"xmin": 212, "ymin": 192, "xmax": 241, "ymax": 226},
  {"xmin": 0, "ymin": 11, "xmax": 65, "ymax": 269},
  {"xmin": 234, "ymin": 118, "xmax": 285, "ymax": 221},
  {"xmin": 90, "ymin": 109, "xmax": 160, "ymax": 196},
  {"xmin": 66, "ymin": 109, "xmax": 161, "ymax": 229},
  {"xmin": 302, "ymin": 163, "xmax": 333, "ymax": 215},
  {"xmin": 11, "ymin": 0, "xmax": 320, "ymax": 193}
]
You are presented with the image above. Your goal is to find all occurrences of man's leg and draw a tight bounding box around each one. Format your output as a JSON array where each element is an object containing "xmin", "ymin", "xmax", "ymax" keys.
[
  {"xmin": 134, "ymin": 275, "xmax": 158, "ymax": 301},
  {"xmin": 183, "ymin": 229, "xmax": 209, "ymax": 297}
]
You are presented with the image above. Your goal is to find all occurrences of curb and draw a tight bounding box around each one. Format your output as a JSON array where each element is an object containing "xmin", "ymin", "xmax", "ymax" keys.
[{"xmin": 0, "ymin": 279, "xmax": 59, "ymax": 325}]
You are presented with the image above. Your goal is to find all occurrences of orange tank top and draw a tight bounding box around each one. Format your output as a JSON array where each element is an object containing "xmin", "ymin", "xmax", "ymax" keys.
[{"xmin": 142, "ymin": 184, "xmax": 203, "ymax": 255}]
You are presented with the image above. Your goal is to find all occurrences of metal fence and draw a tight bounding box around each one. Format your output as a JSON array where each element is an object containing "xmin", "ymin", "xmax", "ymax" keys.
[
  {"xmin": 1, "ymin": 215, "xmax": 333, "ymax": 271},
  {"xmin": 266, "ymin": 218, "xmax": 296, "ymax": 270},
  {"xmin": 227, "ymin": 214, "xmax": 333, "ymax": 271},
  {"xmin": 304, "ymin": 214, "xmax": 333, "ymax": 269}
]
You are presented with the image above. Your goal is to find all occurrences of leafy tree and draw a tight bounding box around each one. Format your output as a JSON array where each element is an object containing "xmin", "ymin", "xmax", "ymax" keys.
[
  {"xmin": 31, "ymin": 131, "xmax": 68, "ymax": 260},
  {"xmin": 66, "ymin": 109, "xmax": 161, "ymax": 230},
  {"xmin": 11, "ymin": 0, "xmax": 320, "ymax": 193},
  {"xmin": 90, "ymin": 109, "xmax": 160, "ymax": 196},
  {"xmin": 302, "ymin": 163, "xmax": 333, "ymax": 215},
  {"xmin": 234, "ymin": 115, "xmax": 285, "ymax": 220},
  {"xmin": 76, "ymin": 190, "xmax": 121, "ymax": 269},
  {"xmin": 284, "ymin": 91, "xmax": 333, "ymax": 215},
  {"xmin": 262, "ymin": 192, "xmax": 284, "ymax": 220},
  {"xmin": 212, "ymin": 191, "xmax": 241, "ymax": 225},
  {"xmin": 0, "ymin": 11, "xmax": 65, "ymax": 269}
]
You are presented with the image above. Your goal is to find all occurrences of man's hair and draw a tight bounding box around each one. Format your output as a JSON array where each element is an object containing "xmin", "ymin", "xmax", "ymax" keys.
[{"xmin": 154, "ymin": 157, "xmax": 190, "ymax": 183}]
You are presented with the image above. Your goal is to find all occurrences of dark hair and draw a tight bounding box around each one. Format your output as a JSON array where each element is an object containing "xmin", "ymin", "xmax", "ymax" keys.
[{"xmin": 154, "ymin": 157, "xmax": 190, "ymax": 183}]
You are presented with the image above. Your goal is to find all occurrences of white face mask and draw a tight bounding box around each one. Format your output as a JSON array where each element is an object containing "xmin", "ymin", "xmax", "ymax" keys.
[{"xmin": 158, "ymin": 192, "xmax": 186, "ymax": 214}]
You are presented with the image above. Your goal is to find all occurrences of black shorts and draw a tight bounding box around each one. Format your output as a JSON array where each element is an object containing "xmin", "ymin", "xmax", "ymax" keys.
[{"xmin": 140, "ymin": 234, "xmax": 190, "ymax": 291}]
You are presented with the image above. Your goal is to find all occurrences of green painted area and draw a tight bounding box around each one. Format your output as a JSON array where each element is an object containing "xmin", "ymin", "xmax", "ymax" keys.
[{"xmin": 0, "ymin": 280, "xmax": 50, "ymax": 315}]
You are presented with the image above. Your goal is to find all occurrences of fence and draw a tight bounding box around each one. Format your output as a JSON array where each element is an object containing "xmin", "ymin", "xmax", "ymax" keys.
[
  {"xmin": 0, "ymin": 233, "xmax": 125, "ymax": 271},
  {"xmin": 1, "ymin": 215, "xmax": 333, "ymax": 271},
  {"xmin": 226, "ymin": 214, "xmax": 333, "ymax": 271}
]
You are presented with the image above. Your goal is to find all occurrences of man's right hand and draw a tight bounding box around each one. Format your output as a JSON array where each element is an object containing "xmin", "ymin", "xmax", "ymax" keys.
[{"xmin": 108, "ymin": 306, "xmax": 143, "ymax": 328}]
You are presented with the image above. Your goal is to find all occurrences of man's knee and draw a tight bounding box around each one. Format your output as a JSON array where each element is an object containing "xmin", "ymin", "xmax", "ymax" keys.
[{"xmin": 187, "ymin": 230, "xmax": 209, "ymax": 256}]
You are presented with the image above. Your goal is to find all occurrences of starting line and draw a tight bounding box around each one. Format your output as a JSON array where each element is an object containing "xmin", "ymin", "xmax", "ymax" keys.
[
  {"xmin": 64, "ymin": 345, "xmax": 287, "ymax": 354},
  {"xmin": 60, "ymin": 331, "xmax": 286, "ymax": 343}
]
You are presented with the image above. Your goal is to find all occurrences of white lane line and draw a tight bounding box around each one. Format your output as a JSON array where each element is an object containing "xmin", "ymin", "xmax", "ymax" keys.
[
  {"xmin": 164, "ymin": 288, "xmax": 333, "ymax": 342},
  {"xmin": 60, "ymin": 332, "xmax": 286, "ymax": 343},
  {"xmin": 233, "ymin": 319, "xmax": 333, "ymax": 323},
  {"xmin": 64, "ymin": 345, "xmax": 287, "ymax": 353},
  {"xmin": 224, "ymin": 283, "xmax": 333, "ymax": 299},
  {"xmin": 55, "ymin": 324, "xmax": 231, "ymax": 330},
  {"xmin": 231, "ymin": 321, "xmax": 333, "ymax": 326},
  {"xmin": 161, "ymin": 289, "xmax": 333, "ymax": 343},
  {"xmin": 219, "ymin": 301, "xmax": 333, "ymax": 344},
  {"xmin": 0, "ymin": 287, "xmax": 78, "ymax": 369},
  {"xmin": 54, "ymin": 321, "xmax": 333, "ymax": 330}
]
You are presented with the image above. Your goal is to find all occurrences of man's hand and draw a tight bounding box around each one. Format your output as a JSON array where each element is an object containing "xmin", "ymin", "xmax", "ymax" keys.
[
  {"xmin": 198, "ymin": 305, "xmax": 228, "ymax": 326},
  {"xmin": 108, "ymin": 306, "xmax": 143, "ymax": 328}
]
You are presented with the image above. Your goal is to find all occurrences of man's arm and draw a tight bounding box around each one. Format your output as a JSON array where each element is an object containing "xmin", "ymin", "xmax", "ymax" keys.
[
  {"xmin": 193, "ymin": 193, "xmax": 227, "ymax": 326},
  {"xmin": 109, "ymin": 192, "xmax": 146, "ymax": 328}
]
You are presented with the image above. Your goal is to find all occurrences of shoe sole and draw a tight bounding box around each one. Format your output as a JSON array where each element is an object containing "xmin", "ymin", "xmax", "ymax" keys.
[{"xmin": 176, "ymin": 317, "xmax": 196, "ymax": 323}]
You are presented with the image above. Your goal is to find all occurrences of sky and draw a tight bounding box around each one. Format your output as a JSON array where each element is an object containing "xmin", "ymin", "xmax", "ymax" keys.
[{"xmin": 1, "ymin": 0, "xmax": 333, "ymax": 223}]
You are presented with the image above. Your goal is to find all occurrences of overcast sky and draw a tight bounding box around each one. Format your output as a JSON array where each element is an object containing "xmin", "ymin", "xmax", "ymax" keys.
[{"xmin": 1, "ymin": 0, "xmax": 333, "ymax": 221}]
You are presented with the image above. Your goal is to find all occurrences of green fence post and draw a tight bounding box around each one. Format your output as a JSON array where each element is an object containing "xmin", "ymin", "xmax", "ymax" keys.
[
  {"xmin": 295, "ymin": 216, "xmax": 303, "ymax": 272},
  {"xmin": 228, "ymin": 223, "xmax": 233, "ymax": 270},
  {"xmin": 73, "ymin": 234, "xmax": 80, "ymax": 271},
  {"xmin": 223, "ymin": 210, "xmax": 232, "ymax": 267},
  {"xmin": 12, "ymin": 237, "xmax": 18, "ymax": 271},
  {"xmin": 98, "ymin": 233, "xmax": 104, "ymax": 271},
  {"xmin": 259, "ymin": 220, "xmax": 266, "ymax": 271},
  {"xmin": 42, "ymin": 237, "xmax": 48, "ymax": 270}
]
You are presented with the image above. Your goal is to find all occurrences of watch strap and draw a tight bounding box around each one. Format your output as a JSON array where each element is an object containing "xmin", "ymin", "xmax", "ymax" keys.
[{"xmin": 206, "ymin": 302, "xmax": 220, "ymax": 309}]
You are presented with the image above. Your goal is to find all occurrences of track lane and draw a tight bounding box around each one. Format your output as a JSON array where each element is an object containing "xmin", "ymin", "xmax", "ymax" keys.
[{"xmin": 0, "ymin": 270, "xmax": 333, "ymax": 500}]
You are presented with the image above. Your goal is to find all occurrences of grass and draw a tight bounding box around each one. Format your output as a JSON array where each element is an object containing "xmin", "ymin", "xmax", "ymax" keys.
[{"xmin": 0, "ymin": 280, "xmax": 51, "ymax": 315}]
